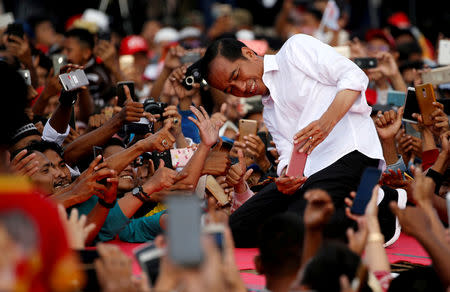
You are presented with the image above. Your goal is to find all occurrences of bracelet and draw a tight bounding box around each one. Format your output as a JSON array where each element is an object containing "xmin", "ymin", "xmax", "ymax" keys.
[
  {"xmin": 98, "ymin": 198, "xmax": 116, "ymax": 209},
  {"xmin": 59, "ymin": 90, "xmax": 78, "ymax": 107},
  {"xmin": 367, "ymin": 233, "xmax": 384, "ymax": 244}
]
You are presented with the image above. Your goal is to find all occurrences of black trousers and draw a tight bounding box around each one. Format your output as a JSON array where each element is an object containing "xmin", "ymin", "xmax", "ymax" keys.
[{"xmin": 229, "ymin": 151, "xmax": 379, "ymax": 247}]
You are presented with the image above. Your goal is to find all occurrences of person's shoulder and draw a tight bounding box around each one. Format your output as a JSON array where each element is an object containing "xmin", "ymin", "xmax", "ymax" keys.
[{"xmin": 280, "ymin": 34, "xmax": 321, "ymax": 54}]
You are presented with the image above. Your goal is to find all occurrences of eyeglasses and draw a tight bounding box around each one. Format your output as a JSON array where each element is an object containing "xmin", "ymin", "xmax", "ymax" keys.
[{"xmin": 366, "ymin": 44, "xmax": 390, "ymax": 52}]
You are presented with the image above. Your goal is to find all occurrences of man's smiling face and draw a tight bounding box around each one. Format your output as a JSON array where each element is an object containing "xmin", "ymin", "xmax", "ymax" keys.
[{"xmin": 207, "ymin": 47, "xmax": 267, "ymax": 97}]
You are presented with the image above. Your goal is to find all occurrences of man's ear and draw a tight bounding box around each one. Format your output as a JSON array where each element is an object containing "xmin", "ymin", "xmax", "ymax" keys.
[
  {"xmin": 241, "ymin": 46, "xmax": 257, "ymax": 60},
  {"xmin": 82, "ymin": 48, "xmax": 92, "ymax": 63},
  {"xmin": 254, "ymin": 254, "xmax": 264, "ymax": 275}
]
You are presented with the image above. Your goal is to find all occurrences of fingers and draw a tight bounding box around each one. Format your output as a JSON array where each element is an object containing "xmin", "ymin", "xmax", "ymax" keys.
[
  {"xmin": 389, "ymin": 201, "xmax": 400, "ymax": 216},
  {"xmin": 243, "ymin": 168, "xmax": 253, "ymax": 181},
  {"xmin": 57, "ymin": 204, "xmax": 68, "ymax": 221},
  {"xmin": 84, "ymin": 223, "xmax": 97, "ymax": 236},
  {"xmin": 158, "ymin": 159, "xmax": 165, "ymax": 169}
]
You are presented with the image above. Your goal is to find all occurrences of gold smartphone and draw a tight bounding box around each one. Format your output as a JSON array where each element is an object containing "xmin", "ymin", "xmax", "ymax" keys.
[
  {"xmin": 238, "ymin": 119, "xmax": 257, "ymax": 142},
  {"xmin": 414, "ymin": 83, "xmax": 436, "ymax": 126}
]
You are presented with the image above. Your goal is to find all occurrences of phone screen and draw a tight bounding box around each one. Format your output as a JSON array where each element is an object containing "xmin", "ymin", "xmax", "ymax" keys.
[
  {"xmin": 351, "ymin": 167, "xmax": 381, "ymax": 215},
  {"xmin": 117, "ymin": 81, "xmax": 136, "ymax": 106},
  {"xmin": 134, "ymin": 243, "xmax": 163, "ymax": 285},
  {"xmin": 167, "ymin": 195, "xmax": 203, "ymax": 267},
  {"xmin": 402, "ymin": 87, "xmax": 420, "ymax": 124}
]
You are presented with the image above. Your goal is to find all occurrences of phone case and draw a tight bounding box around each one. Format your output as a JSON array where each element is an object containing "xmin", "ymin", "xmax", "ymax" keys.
[
  {"xmin": 351, "ymin": 167, "xmax": 381, "ymax": 215},
  {"xmin": 238, "ymin": 119, "xmax": 257, "ymax": 142},
  {"xmin": 415, "ymin": 83, "xmax": 436, "ymax": 126},
  {"xmin": 205, "ymin": 175, "xmax": 229, "ymax": 206},
  {"xmin": 286, "ymin": 143, "xmax": 307, "ymax": 178},
  {"xmin": 170, "ymin": 147, "xmax": 195, "ymax": 168}
]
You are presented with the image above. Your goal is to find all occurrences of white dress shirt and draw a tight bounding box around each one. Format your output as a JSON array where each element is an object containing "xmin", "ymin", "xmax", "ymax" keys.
[{"xmin": 262, "ymin": 34, "xmax": 384, "ymax": 177}]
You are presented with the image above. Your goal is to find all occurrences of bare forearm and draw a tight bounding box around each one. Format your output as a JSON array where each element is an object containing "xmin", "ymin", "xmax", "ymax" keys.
[
  {"xmin": 381, "ymin": 138, "xmax": 399, "ymax": 165},
  {"xmin": 422, "ymin": 128, "xmax": 436, "ymax": 152},
  {"xmin": 389, "ymin": 71, "xmax": 407, "ymax": 93},
  {"xmin": 177, "ymin": 143, "xmax": 210, "ymax": 187},
  {"xmin": 85, "ymin": 204, "xmax": 110, "ymax": 244},
  {"xmin": 49, "ymin": 104, "xmax": 72, "ymax": 133},
  {"xmin": 432, "ymin": 195, "xmax": 448, "ymax": 224},
  {"xmin": 104, "ymin": 140, "xmax": 144, "ymax": 174},
  {"xmin": 77, "ymin": 89, "xmax": 94, "ymax": 123},
  {"xmin": 301, "ymin": 229, "xmax": 322, "ymax": 267},
  {"xmin": 117, "ymin": 193, "xmax": 143, "ymax": 218},
  {"xmin": 150, "ymin": 67, "xmax": 171, "ymax": 101},
  {"xmin": 431, "ymin": 153, "xmax": 449, "ymax": 174},
  {"xmin": 365, "ymin": 218, "xmax": 390, "ymax": 272},
  {"xmin": 321, "ymin": 89, "xmax": 360, "ymax": 128},
  {"xmin": 64, "ymin": 116, "xmax": 122, "ymax": 165}
]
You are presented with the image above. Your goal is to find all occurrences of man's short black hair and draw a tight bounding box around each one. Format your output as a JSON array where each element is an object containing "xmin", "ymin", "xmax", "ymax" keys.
[
  {"xmin": 199, "ymin": 38, "xmax": 247, "ymax": 80},
  {"xmin": 257, "ymin": 213, "xmax": 304, "ymax": 276},
  {"xmin": 23, "ymin": 140, "xmax": 64, "ymax": 159},
  {"xmin": 65, "ymin": 28, "xmax": 95, "ymax": 50}
]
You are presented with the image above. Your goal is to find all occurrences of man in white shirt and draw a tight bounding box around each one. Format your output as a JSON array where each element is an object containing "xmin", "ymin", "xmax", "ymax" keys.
[{"xmin": 198, "ymin": 34, "xmax": 384, "ymax": 247}]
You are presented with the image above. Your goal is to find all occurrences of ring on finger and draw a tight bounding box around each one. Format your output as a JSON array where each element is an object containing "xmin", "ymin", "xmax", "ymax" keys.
[
  {"xmin": 173, "ymin": 117, "xmax": 179, "ymax": 124},
  {"xmin": 161, "ymin": 139, "xmax": 169, "ymax": 148}
]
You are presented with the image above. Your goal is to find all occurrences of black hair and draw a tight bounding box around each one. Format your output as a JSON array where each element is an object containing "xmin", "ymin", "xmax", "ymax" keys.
[
  {"xmin": 23, "ymin": 140, "xmax": 64, "ymax": 159},
  {"xmin": 27, "ymin": 15, "xmax": 52, "ymax": 32},
  {"xmin": 35, "ymin": 50, "xmax": 52, "ymax": 72},
  {"xmin": 0, "ymin": 62, "xmax": 28, "ymax": 147},
  {"xmin": 103, "ymin": 137, "xmax": 126, "ymax": 150},
  {"xmin": 65, "ymin": 28, "xmax": 95, "ymax": 50},
  {"xmin": 301, "ymin": 241, "xmax": 371, "ymax": 292},
  {"xmin": 199, "ymin": 38, "xmax": 247, "ymax": 80},
  {"xmin": 397, "ymin": 41, "xmax": 423, "ymax": 63},
  {"xmin": 257, "ymin": 213, "xmax": 304, "ymax": 276},
  {"xmin": 388, "ymin": 266, "xmax": 445, "ymax": 292}
]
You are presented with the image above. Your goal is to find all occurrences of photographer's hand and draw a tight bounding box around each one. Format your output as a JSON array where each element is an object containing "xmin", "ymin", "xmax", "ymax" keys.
[
  {"xmin": 116, "ymin": 85, "xmax": 144, "ymax": 124},
  {"xmin": 169, "ymin": 65, "xmax": 200, "ymax": 100}
]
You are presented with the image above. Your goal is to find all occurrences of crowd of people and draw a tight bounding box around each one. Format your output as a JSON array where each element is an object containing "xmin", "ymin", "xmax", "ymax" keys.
[{"xmin": 0, "ymin": 0, "xmax": 449, "ymax": 291}]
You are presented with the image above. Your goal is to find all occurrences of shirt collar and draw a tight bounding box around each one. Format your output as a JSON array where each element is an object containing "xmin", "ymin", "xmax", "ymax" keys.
[{"xmin": 263, "ymin": 54, "xmax": 279, "ymax": 73}]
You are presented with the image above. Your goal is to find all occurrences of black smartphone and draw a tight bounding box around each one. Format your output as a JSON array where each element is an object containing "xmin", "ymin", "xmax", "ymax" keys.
[
  {"xmin": 354, "ymin": 57, "xmax": 378, "ymax": 69},
  {"xmin": 167, "ymin": 195, "xmax": 203, "ymax": 267},
  {"xmin": 77, "ymin": 249, "xmax": 100, "ymax": 291},
  {"xmin": 93, "ymin": 146, "xmax": 107, "ymax": 185},
  {"xmin": 5, "ymin": 23, "xmax": 24, "ymax": 41},
  {"xmin": 402, "ymin": 87, "xmax": 420, "ymax": 124},
  {"xmin": 149, "ymin": 150, "xmax": 173, "ymax": 170},
  {"xmin": 123, "ymin": 122, "xmax": 153, "ymax": 135},
  {"xmin": 351, "ymin": 167, "xmax": 382, "ymax": 215},
  {"xmin": 134, "ymin": 243, "xmax": 164, "ymax": 285},
  {"xmin": 117, "ymin": 81, "xmax": 136, "ymax": 106}
]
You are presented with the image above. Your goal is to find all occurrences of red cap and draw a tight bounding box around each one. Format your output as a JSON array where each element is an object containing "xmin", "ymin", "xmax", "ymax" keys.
[
  {"xmin": 388, "ymin": 12, "xmax": 411, "ymax": 29},
  {"xmin": 365, "ymin": 29, "xmax": 396, "ymax": 50},
  {"xmin": 119, "ymin": 35, "xmax": 149, "ymax": 56}
]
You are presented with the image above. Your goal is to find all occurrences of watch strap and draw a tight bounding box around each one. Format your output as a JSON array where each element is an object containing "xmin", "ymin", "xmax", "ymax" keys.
[{"xmin": 98, "ymin": 198, "xmax": 116, "ymax": 209}]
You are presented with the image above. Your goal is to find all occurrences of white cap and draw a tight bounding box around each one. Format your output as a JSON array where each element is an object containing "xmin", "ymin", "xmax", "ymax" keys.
[
  {"xmin": 154, "ymin": 27, "xmax": 179, "ymax": 44},
  {"xmin": 236, "ymin": 29, "xmax": 255, "ymax": 41},
  {"xmin": 143, "ymin": 63, "xmax": 160, "ymax": 81},
  {"xmin": 82, "ymin": 9, "xmax": 109, "ymax": 32},
  {"xmin": 179, "ymin": 26, "xmax": 201, "ymax": 40}
]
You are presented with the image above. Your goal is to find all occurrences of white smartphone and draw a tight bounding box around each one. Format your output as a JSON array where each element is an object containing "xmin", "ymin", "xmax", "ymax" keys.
[
  {"xmin": 438, "ymin": 40, "xmax": 450, "ymax": 65},
  {"xmin": 446, "ymin": 192, "xmax": 450, "ymax": 226}
]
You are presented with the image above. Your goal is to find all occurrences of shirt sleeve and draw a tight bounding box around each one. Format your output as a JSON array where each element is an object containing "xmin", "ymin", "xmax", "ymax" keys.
[
  {"xmin": 42, "ymin": 121, "xmax": 70, "ymax": 146},
  {"xmin": 285, "ymin": 34, "xmax": 369, "ymax": 113},
  {"xmin": 230, "ymin": 183, "xmax": 255, "ymax": 213},
  {"xmin": 118, "ymin": 211, "xmax": 165, "ymax": 243}
]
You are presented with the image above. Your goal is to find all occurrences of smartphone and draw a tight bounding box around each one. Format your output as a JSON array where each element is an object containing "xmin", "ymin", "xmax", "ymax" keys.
[
  {"xmin": 446, "ymin": 192, "xmax": 450, "ymax": 227},
  {"xmin": 17, "ymin": 69, "xmax": 31, "ymax": 86},
  {"xmin": 205, "ymin": 175, "xmax": 230, "ymax": 206},
  {"xmin": 203, "ymin": 223, "xmax": 225, "ymax": 255},
  {"xmin": 117, "ymin": 81, "xmax": 136, "ymax": 106},
  {"xmin": 134, "ymin": 243, "xmax": 164, "ymax": 285},
  {"xmin": 333, "ymin": 45, "xmax": 351, "ymax": 58},
  {"xmin": 119, "ymin": 55, "xmax": 135, "ymax": 71},
  {"xmin": 415, "ymin": 83, "xmax": 436, "ymax": 126},
  {"xmin": 93, "ymin": 146, "xmax": 107, "ymax": 185},
  {"xmin": 123, "ymin": 122, "xmax": 153, "ymax": 135},
  {"xmin": 351, "ymin": 167, "xmax": 382, "ymax": 215},
  {"xmin": 238, "ymin": 119, "xmax": 258, "ymax": 142},
  {"xmin": 5, "ymin": 23, "xmax": 24, "ymax": 40},
  {"xmin": 166, "ymin": 195, "xmax": 203, "ymax": 267},
  {"xmin": 404, "ymin": 122, "xmax": 422, "ymax": 139},
  {"xmin": 402, "ymin": 87, "xmax": 420, "ymax": 124},
  {"xmin": 286, "ymin": 143, "xmax": 308, "ymax": 178},
  {"xmin": 170, "ymin": 147, "xmax": 195, "ymax": 168},
  {"xmin": 387, "ymin": 90, "xmax": 406, "ymax": 107},
  {"xmin": 77, "ymin": 249, "xmax": 100, "ymax": 291},
  {"xmin": 59, "ymin": 69, "xmax": 89, "ymax": 91},
  {"xmin": 52, "ymin": 54, "xmax": 67, "ymax": 76},
  {"xmin": 354, "ymin": 57, "xmax": 378, "ymax": 69},
  {"xmin": 180, "ymin": 52, "xmax": 202, "ymax": 64},
  {"xmin": 0, "ymin": 13, "xmax": 14, "ymax": 29},
  {"xmin": 422, "ymin": 65, "xmax": 450, "ymax": 85},
  {"xmin": 438, "ymin": 40, "xmax": 450, "ymax": 65}
]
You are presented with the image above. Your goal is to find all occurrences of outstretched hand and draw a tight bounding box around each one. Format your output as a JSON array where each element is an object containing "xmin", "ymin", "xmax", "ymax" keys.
[{"xmin": 188, "ymin": 105, "xmax": 220, "ymax": 147}]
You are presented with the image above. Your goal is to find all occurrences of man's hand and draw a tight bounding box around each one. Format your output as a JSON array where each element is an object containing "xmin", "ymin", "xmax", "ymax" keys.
[
  {"xmin": 164, "ymin": 45, "xmax": 186, "ymax": 70},
  {"xmin": 143, "ymin": 160, "xmax": 186, "ymax": 195},
  {"xmin": 10, "ymin": 149, "xmax": 39, "ymax": 177},
  {"xmin": 226, "ymin": 150, "xmax": 253, "ymax": 193},
  {"xmin": 210, "ymin": 103, "xmax": 228, "ymax": 129},
  {"xmin": 169, "ymin": 65, "xmax": 200, "ymax": 100},
  {"xmin": 412, "ymin": 102, "xmax": 449, "ymax": 137},
  {"xmin": 374, "ymin": 107, "xmax": 404, "ymax": 141},
  {"xmin": 162, "ymin": 105, "xmax": 183, "ymax": 137},
  {"xmin": 116, "ymin": 85, "xmax": 144, "ymax": 124},
  {"xmin": 367, "ymin": 52, "xmax": 400, "ymax": 79},
  {"xmin": 57, "ymin": 205, "xmax": 96, "ymax": 250},
  {"xmin": 389, "ymin": 203, "xmax": 431, "ymax": 238},
  {"xmin": 293, "ymin": 118, "xmax": 334, "ymax": 154},
  {"xmin": 303, "ymin": 189, "xmax": 335, "ymax": 231},
  {"xmin": 411, "ymin": 166, "xmax": 435, "ymax": 208},
  {"xmin": 203, "ymin": 150, "xmax": 231, "ymax": 176},
  {"xmin": 275, "ymin": 168, "xmax": 307, "ymax": 195},
  {"xmin": 94, "ymin": 40, "xmax": 118, "ymax": 71},
  {"xmin": 189, "ymin": 105, "xmax": 220, "ymax": 147},
  {"xmin": 3, "ymin": 34, "xmax": 32, "ymax": 65},
  {"xmin": 140, "ymin": 122, "xmax": 176, "ymax": 152},
  {"xmin": 379, "ymin": 169, "xmax": 410, "ymax": 189},
  {"xmin": 243, "ymin": 134, "xmax": 271, "ymax": 170}
]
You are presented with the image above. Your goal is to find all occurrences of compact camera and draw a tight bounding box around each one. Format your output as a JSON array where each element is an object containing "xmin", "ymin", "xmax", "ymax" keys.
[
  {"xmin": 182, "ymin": 62, "xmax": 208, "ymax": 91},
  {"xmin": 143, "ymin": 98, "xmax": 168, "ymax": 121}
]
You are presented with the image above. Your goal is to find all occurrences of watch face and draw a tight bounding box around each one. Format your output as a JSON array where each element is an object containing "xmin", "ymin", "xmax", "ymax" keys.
[{"xmin": 132, "ymin": 187, "xmax": 140, "ymax": 195}]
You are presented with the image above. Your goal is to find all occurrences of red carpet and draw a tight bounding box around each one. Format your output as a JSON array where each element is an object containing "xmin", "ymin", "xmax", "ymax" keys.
[{"xmin": 106, "ymin": 232, "xmax": 430, "ymax": 289}]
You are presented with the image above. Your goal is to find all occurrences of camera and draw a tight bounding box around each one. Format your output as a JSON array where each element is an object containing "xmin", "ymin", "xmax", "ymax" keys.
[
  {"xmin": 182, "ymin": 62, "xmax": 208, "ymax": 91},
  {"xmin": 143, "ymin": 98, "xmax": 168, "ymax": 121}
]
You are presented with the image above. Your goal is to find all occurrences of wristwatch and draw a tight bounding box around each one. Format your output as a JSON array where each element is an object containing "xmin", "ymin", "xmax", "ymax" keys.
[
  {"xmin": 98, "ymin": 198, "xmax": 116, "ymax": 209},
  {"xmin": 132, "ymin": 186, "xmax": 149, "ymax": 202}
]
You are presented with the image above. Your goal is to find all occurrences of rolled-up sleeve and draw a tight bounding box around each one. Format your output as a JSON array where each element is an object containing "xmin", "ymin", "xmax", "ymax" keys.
[{"xmin": 42, "ymin": 121, "xmax": 70, "ymax": 146}]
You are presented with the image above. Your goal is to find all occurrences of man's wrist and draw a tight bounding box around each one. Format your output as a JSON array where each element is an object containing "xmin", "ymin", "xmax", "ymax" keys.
[
  {"xmin": 98, "ymin": 198, "xmax": 117, "ymax": 209},
  {"xmin": 257, "ymin": 156, "xmax": 271, "ymax": 172}
]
